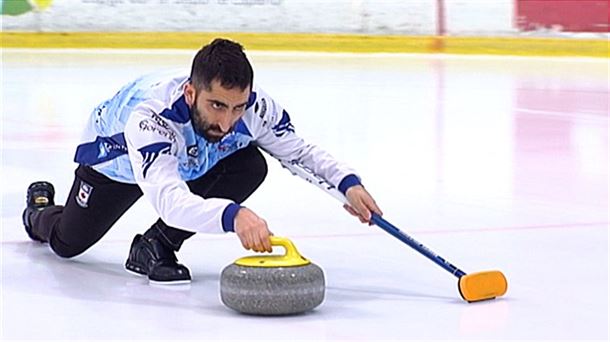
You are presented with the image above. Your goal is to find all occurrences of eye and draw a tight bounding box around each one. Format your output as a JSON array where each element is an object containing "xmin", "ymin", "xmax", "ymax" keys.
[
  {"xmin": 211, "ymin": 102, "xmax": 223, "ymax": 110},
  {"xmin": 233, "ymin": 105, "xmax": 246, "ymax": 114}
]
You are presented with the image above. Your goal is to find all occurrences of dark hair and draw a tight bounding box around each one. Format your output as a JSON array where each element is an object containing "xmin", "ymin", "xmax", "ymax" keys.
[{"xmin": 190, "ymin": 38, "xmax": 253, "ymax": 91}]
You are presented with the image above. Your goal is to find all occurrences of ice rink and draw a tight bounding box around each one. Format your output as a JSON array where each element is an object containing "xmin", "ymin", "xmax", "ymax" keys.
[{"xmin": 1, "ymin": 49, "xmax": 608, "ymax": 340}]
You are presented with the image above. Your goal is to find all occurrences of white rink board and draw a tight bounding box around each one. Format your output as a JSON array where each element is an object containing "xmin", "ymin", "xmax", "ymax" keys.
[{"xmin": 3, "ymin": 0, "xmax": 512, "ymax": 35}]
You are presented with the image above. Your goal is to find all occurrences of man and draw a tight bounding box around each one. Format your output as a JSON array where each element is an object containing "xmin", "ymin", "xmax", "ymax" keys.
[{"xmin": 22, "ymin": 38, "xmax": 382, "ymax": 284}]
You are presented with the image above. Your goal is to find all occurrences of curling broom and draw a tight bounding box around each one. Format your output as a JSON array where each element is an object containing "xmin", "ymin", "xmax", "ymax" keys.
[{"xmin": 280, "ymin": 160, "xmax": 507, "ymax": 302}]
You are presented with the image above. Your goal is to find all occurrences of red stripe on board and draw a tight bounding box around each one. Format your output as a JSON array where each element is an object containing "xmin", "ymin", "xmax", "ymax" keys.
[{"xmin": 1, "ymin": 221, "xmax": 607, "ymax": 245}]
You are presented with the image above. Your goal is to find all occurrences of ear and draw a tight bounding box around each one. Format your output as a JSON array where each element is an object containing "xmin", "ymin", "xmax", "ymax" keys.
[{"xmin": 184, "ymin": 82, "xmax": 196, "ymax": 107}]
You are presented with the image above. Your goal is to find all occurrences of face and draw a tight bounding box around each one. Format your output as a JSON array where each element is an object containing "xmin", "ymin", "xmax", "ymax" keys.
[{"xmin": 184, "ymin": 79, "xmax": 250, "ymax": 143}]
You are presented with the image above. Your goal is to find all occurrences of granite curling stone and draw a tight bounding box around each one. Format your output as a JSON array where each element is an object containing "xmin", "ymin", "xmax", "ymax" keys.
[{"xmin": 220, "ymin": 236, "xmax": 325, "ymax": 316}]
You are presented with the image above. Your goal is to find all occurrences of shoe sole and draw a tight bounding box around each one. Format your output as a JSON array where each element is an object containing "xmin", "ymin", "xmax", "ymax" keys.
[
  {"xmin": 125, "ymin": 262, "xmax": 147, "ymax": 276},
  {"xmin": 125, "ymin": 264, "xmax": 192, "ymax": 285},
  {"xmin": 124, "ymin": 267, "xmax": 147, "ymax": 278},
  {"xmin": 149, "ymin": 279, "xmax": 192, "ymax": 286}
]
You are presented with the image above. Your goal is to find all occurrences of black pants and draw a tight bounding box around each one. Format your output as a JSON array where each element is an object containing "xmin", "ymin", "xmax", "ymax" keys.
[{"xmin": 30, "ymin": 145, "xmax": 267, "ymax": 258}]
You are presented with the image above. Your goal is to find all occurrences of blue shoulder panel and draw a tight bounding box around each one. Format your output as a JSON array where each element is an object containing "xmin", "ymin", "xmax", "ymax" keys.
[
  {"xmin": 246, "ymin": 91, "xmax": 257, "ymax": 110},
  {"xmin": 159, "ymin": 95, "xmax": 190, "ymax": 124},
  {"xmin": 74, "ymin": 133, "xmax": 128, "ymax": 165},
  {"xmin": 233, "ymin": 119, "xmax": 252, "ymax": 137}
]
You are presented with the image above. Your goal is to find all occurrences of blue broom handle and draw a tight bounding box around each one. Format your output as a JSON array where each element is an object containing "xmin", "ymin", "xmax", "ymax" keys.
[
  {"xmin": 370, "ymin": 213, "xmax": 466, "ymax": 278},
  {"xmin": 278, "ymin": 160, "xmax": 467, "ymax": 278}
]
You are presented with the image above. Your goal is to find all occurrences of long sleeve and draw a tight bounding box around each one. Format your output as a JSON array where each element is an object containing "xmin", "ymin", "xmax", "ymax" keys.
[
  {"xmin": 124, "ymin": 107, "xmax": 239, "ymax": 234},
  {"xmin": 246, "ymin": 87, "xmax": 362, "ymax": 192}
]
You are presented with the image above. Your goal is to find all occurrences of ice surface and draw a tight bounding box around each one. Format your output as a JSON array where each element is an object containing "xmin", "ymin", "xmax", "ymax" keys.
[{"xmin": 2, "ymin": 49, "xmax": 608, "ymax": 340}]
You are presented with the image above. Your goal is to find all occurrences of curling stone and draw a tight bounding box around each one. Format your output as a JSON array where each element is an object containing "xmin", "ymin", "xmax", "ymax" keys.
[{"xmin": 220, "ymin": 236, "xmax": 325, "ymax": 316}]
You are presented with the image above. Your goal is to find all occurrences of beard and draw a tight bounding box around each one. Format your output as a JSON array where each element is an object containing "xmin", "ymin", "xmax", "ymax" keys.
[{"xmin": 190, "ymin": 105, "xmax": 231, "ymax": 144}]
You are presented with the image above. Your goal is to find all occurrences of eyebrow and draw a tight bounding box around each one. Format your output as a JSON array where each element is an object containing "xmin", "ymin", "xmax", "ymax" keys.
[{"xmin": 207, "ymin": 99, "xmax": 249, "ymax": 109}]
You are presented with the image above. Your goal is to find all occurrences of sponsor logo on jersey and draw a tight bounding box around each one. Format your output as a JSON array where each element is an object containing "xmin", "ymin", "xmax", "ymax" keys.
[
  {"xmin": 151, "ymin": 113, "xmax": 171, "ymax": 129},
  {"xmin": 74, "ymin": 133, "xmax": 128, "ymax": 166},
  {"xmin": 257, "ymin": 98, "xmax": 268, "ymax": 119},
  {"xmin": 216, "ymin": 131, "xmax": 248, "ymax": 152},
  {"xmin": 185, "ymin": 144, "xmax": 200, "ymax": 168},
  {"xmin": 94, "ymin": 105, "xmax": 104, "ymax": 119},
  {"xmin": 219, "ymin": 140, "xmax": 245, "ymax": 152},
  {"xmin": 187, "ymin": 144, "xmax": 199, "ymax": 158},
  {"xmin": 76, "ymin": 181, "xmax": 93, "ymax": 208},
  {"xmin": 218, "ymin": 133, "xmax": 235, "ymax": 151},
  {"xmin": 138, "ymin": 142, "xmax": 172, "ymax": 178},
  {"xmin": 98, "ymin": 141, "xmax": 128, "ymax": 159},
  {"xmin": 139, "ymin": 118, "xmax": 177, "ymax": 143}
]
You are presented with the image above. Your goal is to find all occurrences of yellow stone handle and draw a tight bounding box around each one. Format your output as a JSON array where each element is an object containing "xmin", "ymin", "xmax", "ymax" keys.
[
  {"xmin": 234, "ymin": 236, "xmax": 310, "ymax": 267},
  {"xmin": 269, "ymin": 236, "xmax": 302, "ymax": 259}
]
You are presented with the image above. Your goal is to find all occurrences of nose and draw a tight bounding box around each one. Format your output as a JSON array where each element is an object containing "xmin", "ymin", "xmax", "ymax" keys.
[{"xmin": 217, "ymin": 115, "xmax": 233, "ymax": 133}]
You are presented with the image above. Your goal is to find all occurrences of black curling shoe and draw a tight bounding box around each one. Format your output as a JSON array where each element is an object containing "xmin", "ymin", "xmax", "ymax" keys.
[
  {"xmin": 22, "ymin": 181, "xmax": 55, "ymax": 242},
  {"xmin": 125, "ymin": 234, "xmax": 191, "ymax": 284}
]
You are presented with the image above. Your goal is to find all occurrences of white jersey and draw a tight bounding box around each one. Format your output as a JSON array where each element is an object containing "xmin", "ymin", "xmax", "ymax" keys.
[{"xmin": 74, "ymin": 70, "xmax": 361, "ymax": 234}]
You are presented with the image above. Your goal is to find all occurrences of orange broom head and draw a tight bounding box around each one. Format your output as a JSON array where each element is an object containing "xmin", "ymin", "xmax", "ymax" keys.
[{"xmin": 458, "ymin": 270, "xmax": 507, "ymax": 302}]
